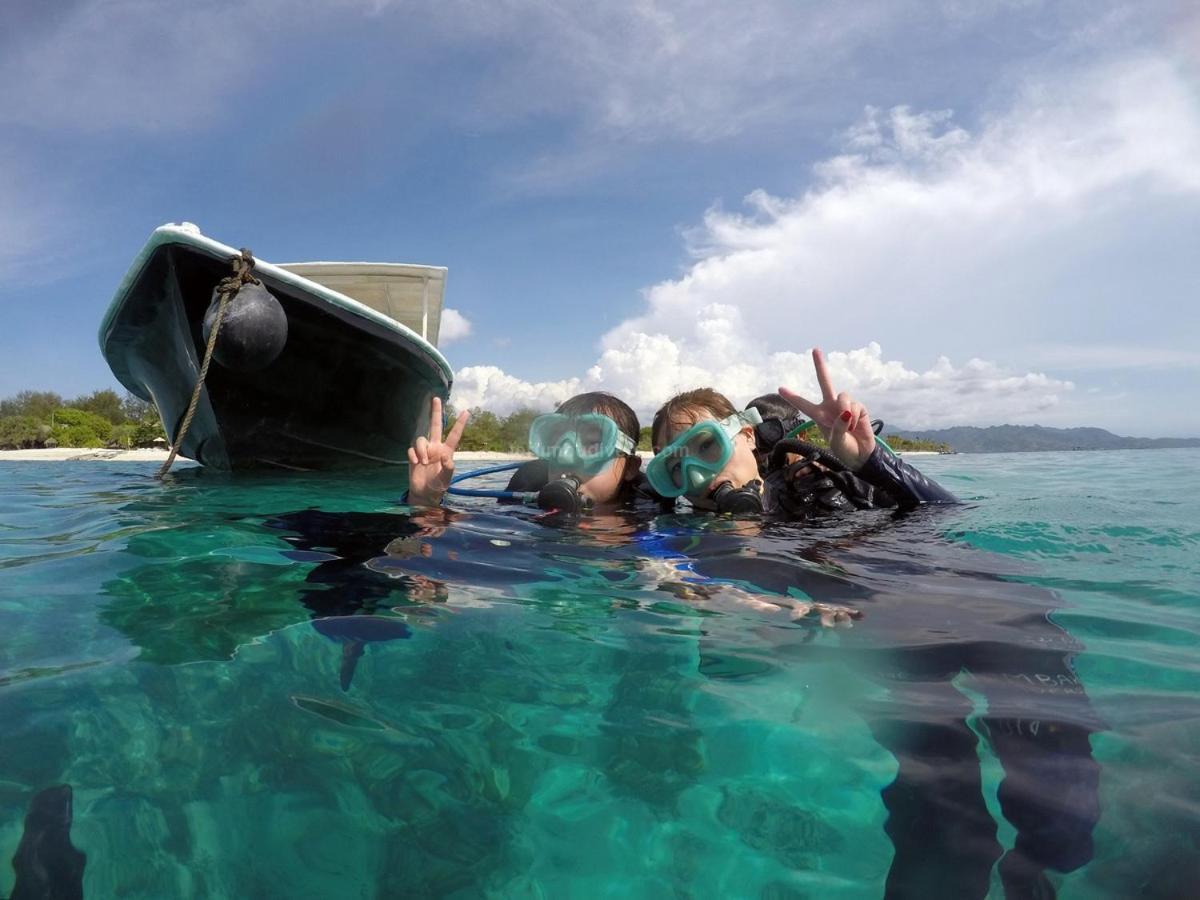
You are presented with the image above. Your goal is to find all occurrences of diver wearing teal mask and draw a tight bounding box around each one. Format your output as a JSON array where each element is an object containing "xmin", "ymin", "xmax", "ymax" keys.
[
  {"xmin": 645, "ymin": 408, "xmax": 762, "ymax": 500},
  {"xmin": 404, "ymin": 394, "xmax": 647, "ymax": 513},
  {"xmin": 526, "ymin": 411, "xmax": 639, "ymax": 512}
]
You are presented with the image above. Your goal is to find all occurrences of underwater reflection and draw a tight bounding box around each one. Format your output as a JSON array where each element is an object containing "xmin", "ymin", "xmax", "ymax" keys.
[{"xmin": 96, "ymin": 486, "xmax": 1105, "ymax": 898}]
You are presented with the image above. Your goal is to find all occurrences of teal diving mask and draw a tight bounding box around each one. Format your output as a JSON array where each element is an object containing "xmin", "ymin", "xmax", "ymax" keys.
[
  {"xmin": 527, "ymin": 413, "xmax": 636, "ymax": 474},
  {"xmin": 646, "ymin": 408, "xmax": 762, "ymax": 498}
]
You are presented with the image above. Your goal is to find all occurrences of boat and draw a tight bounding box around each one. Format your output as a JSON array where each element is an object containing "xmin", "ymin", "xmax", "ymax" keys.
[{"xmin": 99, "ymin": 223, "xmax": 453, "ymax": 470}]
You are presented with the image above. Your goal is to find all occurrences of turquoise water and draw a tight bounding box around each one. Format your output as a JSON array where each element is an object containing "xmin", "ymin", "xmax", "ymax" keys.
[{"xmin": 1, "ymin": 450, "xmax": 1197, "ymax": 898}]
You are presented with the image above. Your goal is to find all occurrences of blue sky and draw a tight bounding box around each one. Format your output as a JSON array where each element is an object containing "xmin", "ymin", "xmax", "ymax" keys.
[{"xmin": 2, "ymin": 0, "xmax": 1197, "ymax": 434}]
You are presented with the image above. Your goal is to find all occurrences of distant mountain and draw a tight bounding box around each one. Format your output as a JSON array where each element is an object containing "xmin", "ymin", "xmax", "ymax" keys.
[{"xmin": 885, "ymin": 424, "xmax": 1200, "ymax": 453}]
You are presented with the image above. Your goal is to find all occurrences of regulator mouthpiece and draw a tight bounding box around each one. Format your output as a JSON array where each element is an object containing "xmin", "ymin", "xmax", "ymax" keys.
[
  {"xmin": 710, "ymin": 480, "xmax": 764, "ymax": 516},
  {"xmin": 537, "ymin": 474, "xmax": 592, "ymax": 514}
]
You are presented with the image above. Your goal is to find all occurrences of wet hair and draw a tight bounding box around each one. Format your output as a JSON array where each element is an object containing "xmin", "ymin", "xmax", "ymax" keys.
[
  {"xmin": 746, "ymin": 392, "xmax": 801, "ymax": 422},
  {"xmin": 556, "ymin": 392, "xmax": 640, "ymax": 444},
  {"xmin": 651, "ymin": 388, "xmax": 738, "ymax": 451}
]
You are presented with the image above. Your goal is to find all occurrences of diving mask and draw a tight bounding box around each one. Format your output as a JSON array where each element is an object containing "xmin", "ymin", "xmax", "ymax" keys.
[
  {"xmin": 528, "ymin": 413, "xmax": 636, "ymax": 474},
  {"xmin": 646, "ymin": 408, "xmax": 763, "ymax": 498}
]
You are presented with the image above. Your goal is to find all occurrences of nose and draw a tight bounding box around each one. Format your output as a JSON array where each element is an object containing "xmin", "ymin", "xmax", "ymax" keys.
[
  {"xmin": 687, "ymin": 467, "xmax": 712, "ymax": 493},
  {"xmin": 554, "ymin": 437, "xmax": 580, "ymax": 466}
]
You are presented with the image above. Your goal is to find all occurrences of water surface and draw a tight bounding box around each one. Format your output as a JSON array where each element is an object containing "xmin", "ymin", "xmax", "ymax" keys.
[{"xmin": 1, "ymin": 450, "xmax": 1197, "ymax": 898}]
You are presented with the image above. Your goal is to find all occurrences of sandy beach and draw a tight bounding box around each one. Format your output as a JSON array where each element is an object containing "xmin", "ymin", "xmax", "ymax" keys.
[{"xmin": 0, "ymin": 448, "xmax": 536, "ymax": 463}]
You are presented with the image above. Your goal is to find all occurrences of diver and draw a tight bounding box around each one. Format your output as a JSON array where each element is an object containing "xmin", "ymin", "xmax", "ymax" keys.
[
  {"xmin": 646, "ymin": 348, "xmax": 956, "ymax": 517},
  {"xmin": 643, "ymin": 349, "xmax": 1101, "ymax": 898},
  {"xmin": 405, "ymin": 392, "xmax": 664, "ymax": 514}
]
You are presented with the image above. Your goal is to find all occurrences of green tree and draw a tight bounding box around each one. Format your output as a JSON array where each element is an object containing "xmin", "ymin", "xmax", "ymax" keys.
[
  {"xmin": 457, "ymin": 409, "xmax": 501, "ymax": 451},
  {"xmin": 51, "ymin": 408, "xmax": 113, "ymax": 448},
  {"xmin": 69, "ymin": 389, "xmax": 126, "ymax": 424},
  {"xmin": 637, "ymin": 426, "xmax": 653, "ymax": 451},
  {"xmin": 498, "ymin": 408, "xmax": 542, "ymax": 452},
  {"xmin": 0, "ymin": 416, "xmax": 43, "ymax": 449},
  {"xmin": 0, "ymin": 390, "xmax": 63, "ymax": 421},
  {"xmin": 132, "ymin": 419, "xmax": 167, "ymax": 447},
  {"xmin": 884, "ymin": 434, "xmax": 952, "ymax": 453},
  {"xmin": 110, "ymin": 423, "xmax": 136, "ymax": 449}
]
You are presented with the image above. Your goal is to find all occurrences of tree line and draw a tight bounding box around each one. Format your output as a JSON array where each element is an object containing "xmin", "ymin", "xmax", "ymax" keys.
[
  {"xmin": 0, "ymin": 389, "xmax": 951, "ymax": 453},
  {"xmin": 0, "ymin": 390, "xmax": 164, "ymax": 450}
]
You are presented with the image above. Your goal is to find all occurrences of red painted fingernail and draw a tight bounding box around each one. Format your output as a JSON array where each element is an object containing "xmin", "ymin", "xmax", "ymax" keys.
[{"xmin": 840, "ymin": 410, "xmax": 852, "ymax": 422}]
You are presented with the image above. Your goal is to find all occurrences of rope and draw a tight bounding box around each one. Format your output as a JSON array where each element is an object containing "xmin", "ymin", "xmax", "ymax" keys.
[{"xmin": 157, "ymin": 249, "xmax": 259, "ymax": 478}]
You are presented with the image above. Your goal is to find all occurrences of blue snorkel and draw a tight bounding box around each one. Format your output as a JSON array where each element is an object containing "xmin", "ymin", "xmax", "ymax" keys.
[{"xmin": 444, "ymin": 462, "xmax": 538, "ymax": 502}]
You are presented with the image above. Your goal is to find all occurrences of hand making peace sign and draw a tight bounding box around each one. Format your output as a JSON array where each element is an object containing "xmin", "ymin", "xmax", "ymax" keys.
[
  {"xmin": 779, "ymin": 348, "xmax": 876, "ymax": 471},
  {"xmin": 406, "ymin": 396, "xmax": 470, "ymax": 507}
]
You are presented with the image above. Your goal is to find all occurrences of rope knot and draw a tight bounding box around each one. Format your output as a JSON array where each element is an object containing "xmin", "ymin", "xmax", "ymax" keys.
[{"xmin": 215, "ymin": 248, "xmax": 260, "ymax": 297}]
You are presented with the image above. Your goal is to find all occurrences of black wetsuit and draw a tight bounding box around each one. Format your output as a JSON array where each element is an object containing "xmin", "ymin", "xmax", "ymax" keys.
[
  {"xmin": 696, "ymin": 437, "xmax": 1102, "ymax": 897},
  {"xmin": 761, "ymin": 441, "xmax": 957, "ymax": 518}
]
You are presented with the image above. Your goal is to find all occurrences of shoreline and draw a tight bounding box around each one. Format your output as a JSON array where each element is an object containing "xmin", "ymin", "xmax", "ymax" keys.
[{"xmin": 0, "ymin": 448, "xmax": 536, "ymax": 463}]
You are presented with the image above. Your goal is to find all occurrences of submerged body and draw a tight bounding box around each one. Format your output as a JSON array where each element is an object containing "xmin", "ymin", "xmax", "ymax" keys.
[{"xmin": 9, "ymin": 785, "xmax": 86, "ymax": 900}]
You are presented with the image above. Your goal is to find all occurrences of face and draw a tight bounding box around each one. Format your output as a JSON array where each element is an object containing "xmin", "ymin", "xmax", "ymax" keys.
[
  {"xmin": 657, "ymin": 409, "xmax": 760, "ymax": 509},
  {"xmin": 551, "ymin": 453, "xmax": 641, "ymax": 509}
]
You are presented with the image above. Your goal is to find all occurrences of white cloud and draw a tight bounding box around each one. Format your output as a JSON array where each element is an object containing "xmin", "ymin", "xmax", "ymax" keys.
[
  {"xmin": 452, "ymin": 54, "xmax": 1200, "ymax": 429},
  {"xmin": 438, "ymin": 308, "xmax": 472, "ymax": 344},
  {"xmin": 452, "ymin": 304, "xmax": 1073, "ymax": 426},
  {"xmin": 614, "ymin": 55, "xmax": 1200, "ymax": 361}
]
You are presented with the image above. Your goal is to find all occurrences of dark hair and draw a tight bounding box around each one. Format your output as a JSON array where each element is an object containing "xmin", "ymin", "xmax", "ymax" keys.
[
  {"xmin": 746, "ymin": 392, "xmax": 800, "ymax": 422},
  {"xmin": 557, "ymin": 392, "xmax": 639, "ymax": 444},
  {"xmin": 651, "ymin": 388, "xmax": 738, "ymax": 451}
]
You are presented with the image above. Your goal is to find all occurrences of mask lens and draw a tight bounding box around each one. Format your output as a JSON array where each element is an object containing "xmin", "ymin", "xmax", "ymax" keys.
[
  {"xmin": 576, "ymin": 419, "xmax": 605, "ymax": 457},
  {"xmin": 694, "ymin": 431, "xmax": 724, "ymax": 464},
  {"xmin": 530, "ymin": 414, "xmax": 621, "ymax": 471}
]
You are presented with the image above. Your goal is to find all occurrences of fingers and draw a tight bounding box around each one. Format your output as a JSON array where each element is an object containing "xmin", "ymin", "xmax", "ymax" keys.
[
  {"xmin": 414, "ymin": 435, "xmax": 430, "ymax": 465},
  {"xmin": 778, "ymin": 386, "xmax": 822, "ymax": 421},
  {"xmin": 428, "ymin": 396, "xmax": 443, "ymax": 444},
  {"xmin": 849, "ymin": 400, "xmax": 869, "ymax": 434},
  {"xmin": 850, "ymin": 400, "xmax": 875, "ymax": 445},
  {"xmin": 830, "ymin": 392, "xmax": 853, "ymax": 442},
  {"xmin": 812, "ymin": 348, "xmax": 836, "ymax": 403},
  {"xmin": 443, "ymin": 409, "xmax": 470, "ymax": 452},
  {"xmin": 407, "ymin": 446, "xmax": 419, "ymax": 466},
  {"xmin": 812, "ymin": 602, "xmax": 860, "ymax": 628}
]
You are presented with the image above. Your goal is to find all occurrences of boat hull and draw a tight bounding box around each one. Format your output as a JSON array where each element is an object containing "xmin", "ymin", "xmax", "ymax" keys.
[{"xmin": 99, "ymin": 226, "xmax": 453, "ymax": 471}]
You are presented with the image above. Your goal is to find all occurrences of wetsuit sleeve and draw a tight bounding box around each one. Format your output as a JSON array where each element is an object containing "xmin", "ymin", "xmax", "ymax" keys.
[{"xmin": 855, "ymin": 446, "xmax": 957, "ymax": 508}]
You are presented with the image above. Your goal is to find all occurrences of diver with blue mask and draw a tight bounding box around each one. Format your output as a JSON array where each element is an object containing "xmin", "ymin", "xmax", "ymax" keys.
[
  {"xmin": 524, "ymin": 410, "xmax": 638, "ymax": 513},
  {"xmin": 648, "ymin": 354, "xmax": 955, "ymax": 518},
  {"xmin": 405, "ymin": 392, "xmax": 664, "ymax": 514},
  {"xmin": 646, "ymin": 408, "xmax": 767, "ymax": 515}
]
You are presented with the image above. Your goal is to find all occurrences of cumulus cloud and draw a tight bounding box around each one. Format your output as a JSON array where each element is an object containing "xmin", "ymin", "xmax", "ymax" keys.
[
  {"xmin": 452, "ymin": 54, "xmax": 1200, "ymax": 427},
  {"xmin": 452, "ymin": 303, "xmax": 1072, "ymax": 426},
  {"xmin": 438, "ymin": 308, "xmax": 472, "ymax": 344},
  {"xmin": 614, "ymin": 56, "xmax": 1200, "ymax": 362}
]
